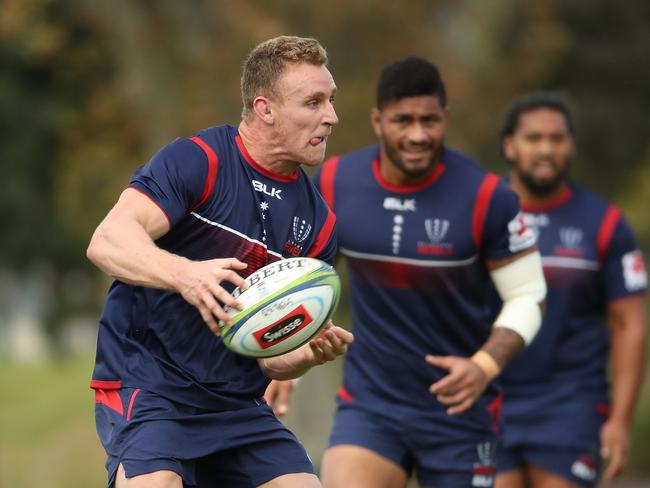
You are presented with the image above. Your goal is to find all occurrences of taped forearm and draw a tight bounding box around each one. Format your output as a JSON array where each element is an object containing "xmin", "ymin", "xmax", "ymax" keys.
[{"xmin": 490, "ymin": 251, "xmax": 546, "ymax": 344}]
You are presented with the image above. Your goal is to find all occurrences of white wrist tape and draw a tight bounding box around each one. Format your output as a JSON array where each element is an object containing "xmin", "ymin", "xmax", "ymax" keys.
[{"xmin": 490, "ymin": 251, "xmax": 546, "ymax": 345}]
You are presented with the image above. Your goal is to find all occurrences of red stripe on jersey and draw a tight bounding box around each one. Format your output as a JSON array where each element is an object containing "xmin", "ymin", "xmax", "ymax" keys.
[
  {"xmin": 189, "ymin": 136, "xmax": 219, "ymax": 211},
  {"xmin": 472, "ymin": 173, "xmax": 500, "ymax": 250},
  {"xmin": 319, "ymin": 156, "xmax": 340, "ymax": 210},
  {"xmin": 337, "ymin": 385, "xmax": 355, "ymax": 403},
  {"xmin": 126, "ymin": 388, "xmax": 141, "ymax": 421},
  {"xmin": 372, "ymin": 159, "xmax": 446, "ymax": 193},
  {"xmin": 235, "ymin": 135, "xmax": 299, "ymax": 182},
  {"xmin": 128, "ymin": 186, "xmax": 173, "ymax": 229},
  {"xmin": 307, "ymin": 208, "xmax": 336, "ymax": 258},
  {"xmin": 596, "ymin": 206, "xmax": 621, "ymax": 262},
  {"xmin": 90, "ymin": 380, "xmax": 122, "ymax": 390},
  {"xmin": 94, "ymin": 389, "xmax": 124, "ymax": 416}
]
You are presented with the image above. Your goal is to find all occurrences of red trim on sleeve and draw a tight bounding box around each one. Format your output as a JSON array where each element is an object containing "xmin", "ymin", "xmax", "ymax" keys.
[
  {"xmin": 126, "ymin": 388, "xmax": 141, "ymax": 421},
  {"xmin": 319, "ymin": 156, "xmax": 340, "ymax": 211},
  {"xmin": 188, "ymin": 136, "xmax": 219, "ymax": 211},
  {"xmin": 90, "ymin": 380, "xmax": 122, "ymax": 390},
  {"xmin": 336, "ymin": 386, "xmax": 355, "ymax": 403},
  {"xmin": 307, "ymin": 208, "xmax": 336, "ymax": 258},
  {"xmin": 596, "ymin": 206, "xmax": 621, "ymax": 262},
  {"xmin": 472, "ymin": 173, "xmax": 501, "ymax": 250},
  {"xmin": 127, "ymin": 186, "xmax": 173, "ymax": 229},
  {"xmin": 94, "ymin": 389, "xmax": 124, "ymax": 416}
]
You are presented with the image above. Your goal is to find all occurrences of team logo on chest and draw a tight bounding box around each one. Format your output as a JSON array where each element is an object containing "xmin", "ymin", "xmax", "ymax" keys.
[
  {"xmin": 283, "ymin": 216, "xmax": 312, "ymax": 257},
  {"xmin": 417, "ymin": 218, "xmax": 453, "ymax": 256},
  {"xmin": 555, "ymin": 227, "xmax": 584, "ymax": 257}
]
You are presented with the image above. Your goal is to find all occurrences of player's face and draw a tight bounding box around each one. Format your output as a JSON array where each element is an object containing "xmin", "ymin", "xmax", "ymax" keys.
[
  {"xmin": 371, "ymin": 95, "xmax": 447, "ymax": 178},
  {"xmin": 504, "ymin": 108, "xmax": 575, "ymax": 195},
  {"xmin": 271, "ymin": 63, "xmax": 338, "ymax": 167}
]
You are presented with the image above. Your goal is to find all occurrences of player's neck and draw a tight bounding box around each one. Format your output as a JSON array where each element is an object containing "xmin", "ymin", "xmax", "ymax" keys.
[
  {"xmin": 509, "ymin": 172, "xmax": 569, "ymax": 208},
  {"xmin": 238, "ymin": 120, "xmax": 300, "ymax": 177}
]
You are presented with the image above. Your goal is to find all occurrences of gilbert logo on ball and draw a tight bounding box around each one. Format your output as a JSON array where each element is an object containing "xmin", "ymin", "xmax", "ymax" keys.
[{"xmin": 219, "ymin": 257, "xmax": 341, "ymax": 357}]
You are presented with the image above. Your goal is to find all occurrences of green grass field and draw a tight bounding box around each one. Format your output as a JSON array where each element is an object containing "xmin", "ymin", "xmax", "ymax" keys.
[{"xmin": 1, "ymin": 355, "xmax": 649, "ymax": 487}]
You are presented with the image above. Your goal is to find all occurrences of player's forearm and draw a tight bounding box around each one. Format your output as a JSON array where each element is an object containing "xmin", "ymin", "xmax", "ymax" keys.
[
  {"xmin": 609, "ymin": 302, "xmax": 647, "ymax": 426},
  {"xmin": 87, "ymin": 217, "xmax": 188, "ymax": 291},
  {"xmin": 478, "ymin": 327, "xmax": 525, "ymax": 371},
  {"xmin": 257, "ymin": 346, "xmax": 315, "ymax": 380}
]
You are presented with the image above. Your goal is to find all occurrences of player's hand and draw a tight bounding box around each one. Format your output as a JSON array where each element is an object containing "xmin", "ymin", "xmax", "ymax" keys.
[
  {"xmin": 264, "ymin": 380, "xmax": 294, "ymax": 417},
  {"xmin": 426, "ymin": 355, "xmax": 489, "ymax": 415},
  {"xmin": 307, "ymin": 322, "xmax": 354, "ymax": 365},
  {"xmin": 175, "ymin": 257, "xmax": 249, "ymax": 335},
  {"xmin": 600, "ymin": 418, "xmax": 630, "ymax": 481}
]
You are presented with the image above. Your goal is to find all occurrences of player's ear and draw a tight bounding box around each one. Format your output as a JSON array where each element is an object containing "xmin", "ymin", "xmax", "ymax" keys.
[
  {"xmin": 370, "ymin": 108, "xmax": 382, "ymax": 137},
  {"xmin": 252, "ymin": 96, "xmax": 274, "ymax": 124}
]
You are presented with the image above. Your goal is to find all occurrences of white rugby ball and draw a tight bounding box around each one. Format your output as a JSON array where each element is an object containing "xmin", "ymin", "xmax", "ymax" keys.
[{"xmin": 219, "ymin": 257, "xmax": 341, "ymax": 358}]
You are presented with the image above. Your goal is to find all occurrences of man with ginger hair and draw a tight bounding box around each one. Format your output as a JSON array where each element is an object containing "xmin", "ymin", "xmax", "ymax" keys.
[{"xmin": 87, "ymin": 35, "xmax": 352, "ymax": 488}]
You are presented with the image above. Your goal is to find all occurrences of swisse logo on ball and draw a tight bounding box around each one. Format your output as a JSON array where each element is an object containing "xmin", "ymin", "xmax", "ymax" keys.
[{"xmin": 253, "ymin": 304, "xmax": 314, "ymax": 349}]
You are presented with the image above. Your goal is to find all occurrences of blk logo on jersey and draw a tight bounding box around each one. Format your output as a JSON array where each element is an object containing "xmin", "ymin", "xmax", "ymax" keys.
[
  {"xmin": 383, "ymin": 197, "xmax": 416, "ymax": 212},
  {"xmin": 507, "ymin": 212, "xmax": 536, "ymax": 253},
  {"xmin": 252, "ymin": 179, "xmax": 283, "ymax": 200},
  {"xmin": 418, "ymin": 218, "xmax": 453, "ymax": 256},
  {"xmin": 622, "ymin": 249, "xmax": 647, "ymax": 291},
  {"xmin": 555, "ymin": 227, "xmax": 584, "ymax": 257}
]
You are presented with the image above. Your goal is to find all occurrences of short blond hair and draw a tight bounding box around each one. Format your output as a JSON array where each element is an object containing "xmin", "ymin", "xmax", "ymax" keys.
[{"xmin": 241, "ymin": 35, "xmax": 328, "ymax": 118}]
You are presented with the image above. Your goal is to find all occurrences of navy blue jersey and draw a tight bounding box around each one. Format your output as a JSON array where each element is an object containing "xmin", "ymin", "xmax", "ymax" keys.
[
  {"xmin": 500, "ymin": 184, "xmax": 647, "ymax": 416},
  {"xmin": 315, "ymin": 145, "xmax": 535, "ymax": 415},
  {"xmin": 91, "ymin": 125, "xmax": 336, "ymax": 411}
]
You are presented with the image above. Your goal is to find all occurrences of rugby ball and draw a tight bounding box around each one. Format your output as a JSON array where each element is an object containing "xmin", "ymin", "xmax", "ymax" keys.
[{"xmin": 219, "ymin": 257, "xmax": 341, "ymax": 358}]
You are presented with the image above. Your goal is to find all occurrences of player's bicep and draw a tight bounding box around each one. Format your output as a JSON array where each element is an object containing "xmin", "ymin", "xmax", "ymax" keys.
[{"xmin": 103, "ymin": 188, "xmax": 171, "ymax": 240}]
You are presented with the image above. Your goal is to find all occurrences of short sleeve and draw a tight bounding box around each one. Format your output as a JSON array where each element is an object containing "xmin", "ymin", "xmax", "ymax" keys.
[
  {"xmin": 481, "ymin": 181, "xmax": 536, "ymax": 260},
  {"xmin": 129, "ymin": 138, "xmax": 208, "ymax": 226},
  {"xmin": 307, "ymin": 206, "xmax": 337, "ymax": 265},
  {"xmin": 602, "ymin": 216, "xmax": 648, "ymax": 301}
]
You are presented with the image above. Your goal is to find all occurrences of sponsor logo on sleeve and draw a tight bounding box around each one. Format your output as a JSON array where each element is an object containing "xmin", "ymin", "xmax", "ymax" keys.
[
  {"xmin": 507, "ymin": 212, "xmax": 537, "ymax": 253},
  {"xmin": 622, "ymin": 250, "xmax": 647, "ymax": 291}
]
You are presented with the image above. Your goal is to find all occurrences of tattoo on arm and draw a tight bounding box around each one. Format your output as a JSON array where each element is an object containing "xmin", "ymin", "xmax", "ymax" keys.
[{"xmin": 481, "ymin": 327, "xmax": 525, "ymax": 369}]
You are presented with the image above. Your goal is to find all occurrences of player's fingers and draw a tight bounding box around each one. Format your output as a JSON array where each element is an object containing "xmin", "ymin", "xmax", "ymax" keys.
[
  {"xmin": 446, "ymin": 396, "xmax": 475, "ymax": 416},
  {"xmin": 425, "ymin": 354, "xmax": 455, "ymax": 370},
  {"xmin": 324, "ymin": 329, "xmax": 346, "ymax": 353},
  {"xmin": 310, "ymin": 339, "xmax": 327, "ymax": 364},
  {"xmin": 275, "ymin": 381, "xmax": 293, "ymax": 417},
  {"xmin": 330, "ymin": 326, "xmax": 354, "ymax": 344},
  {"xmin": 436, "ymin": 388, "xmax": 469, "ymax": 406},
  {"xmin": 429, "ymin": 369, "xmax": 463, "ymax": 395},
  {"xmin": 218, "ymin": 258, "xmax": 249, "ymax": 271},
  {"xmin": 603, "ymin": 445, "xmax": 625, "ymax": 481},
  {"xmin": 207, "ymin": 284, "xmax": 243, "ymax": 311},
  {"xmin": 197, "ymin": 303, "xmax": 221, "ymax": 335},
  {"xmin": 215, "ymin": 268, "xmax": 249, "ymax": 290}
]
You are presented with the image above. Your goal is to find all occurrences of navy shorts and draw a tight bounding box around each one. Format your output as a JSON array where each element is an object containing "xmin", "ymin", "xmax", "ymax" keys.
[
  {"xmin": 497, "ymin": 444, "xmax": 601, "ymax": 487},
  {"xmin": 94, "ymin": 387, "xmax": 314, "ymax": 488},
  {"xmin": 328, "ymin": 399, "xmax": 501, "ymax": 487},
  {"xmin": 497, "ymin": 405, "xmax": 605, "ymax": 487}
]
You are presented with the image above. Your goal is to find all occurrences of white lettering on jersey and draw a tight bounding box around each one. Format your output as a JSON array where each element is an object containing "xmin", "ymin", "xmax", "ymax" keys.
[
  {"xmin": 571, "ymin": 458, "xmax": 597, "ymax": 481},
  {"xmin": 383, "ymin": 197, "xmax": 416, "ymax": 212},
  {"xmin": 252, "ymin": 180, "xmax": 282, "ymax": 200},
  {"xmin": 622, "ymin": 250, "xmax": 647, "ymax": 291},
  {"xmin": 507, "ymin": 212, "xmax": 537, "ymax": 252}
]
